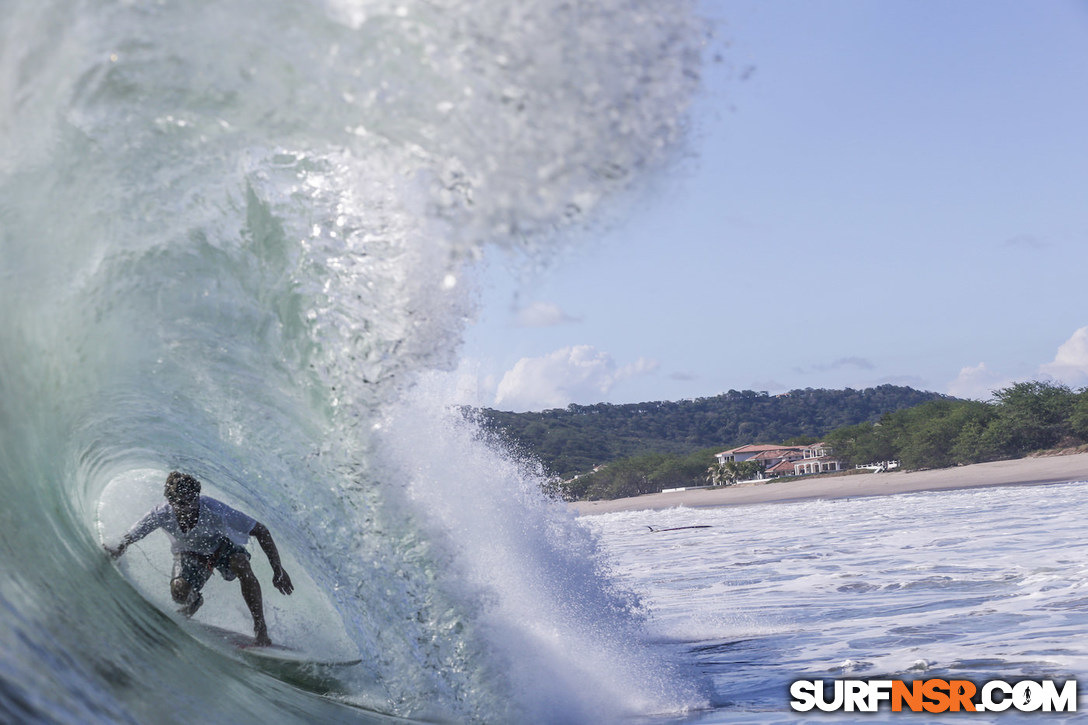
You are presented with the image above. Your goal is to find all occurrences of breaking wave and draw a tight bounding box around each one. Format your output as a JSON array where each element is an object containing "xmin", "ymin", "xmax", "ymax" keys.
[{"xmin": 0, "ymin": 0, "xmax": 707, "ymax": 722}]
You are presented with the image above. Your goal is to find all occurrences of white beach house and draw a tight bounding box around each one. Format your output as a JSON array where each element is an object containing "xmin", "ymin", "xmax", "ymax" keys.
[{"xmin": 715, "ymin": 442, "xmax": 843, "ymax": 479}]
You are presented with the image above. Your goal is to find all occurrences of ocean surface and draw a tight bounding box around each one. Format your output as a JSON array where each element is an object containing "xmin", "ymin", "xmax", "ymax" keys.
[
  {"xmin": 583, "ymin": 480, "xmax": 1088, "ymax": 723},
  {"xmin": 0, "ymin": 0, "xmax": 707, "ymax": 723}
]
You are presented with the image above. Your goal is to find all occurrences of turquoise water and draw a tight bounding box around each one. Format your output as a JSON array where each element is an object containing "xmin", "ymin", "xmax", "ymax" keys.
[
  {"xmin": 584, "ymin": 480, "xmax": 1088, "ymax": 722},
  {"xmin": 0, "ymin": 1, "xmax": 707, "ymax": 722}
]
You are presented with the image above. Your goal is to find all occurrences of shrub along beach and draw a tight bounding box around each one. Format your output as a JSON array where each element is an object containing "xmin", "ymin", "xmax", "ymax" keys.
[{"xmin": 570, "ymin": 450, "xmax": 1088, "ymax": 515}]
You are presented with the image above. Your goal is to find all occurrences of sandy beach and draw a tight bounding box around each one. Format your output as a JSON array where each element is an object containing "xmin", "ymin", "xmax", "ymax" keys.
[{"xmin": 569, "ymin": 452, "xmax": 1088, "ymax": 515}]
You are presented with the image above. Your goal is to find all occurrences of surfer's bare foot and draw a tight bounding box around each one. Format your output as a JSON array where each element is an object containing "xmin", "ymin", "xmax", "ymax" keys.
[
  {"xmin": 177, "ymin": 592, "xmax": 203, "ymax": 618},
  {"xmin": 254, "ymin": 626, "xmax": 271, "ymax": 647}
]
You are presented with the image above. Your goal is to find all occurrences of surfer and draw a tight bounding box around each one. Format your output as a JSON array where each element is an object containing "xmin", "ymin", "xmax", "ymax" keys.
[{"xmin": 104, "ymin": 471, "xmax": 294, "ymax": 647}]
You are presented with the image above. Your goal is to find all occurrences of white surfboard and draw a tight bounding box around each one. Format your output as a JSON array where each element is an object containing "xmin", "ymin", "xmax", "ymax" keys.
[{"xmin": 185, "ymin": 621, "xmax": 362, "ymax": 666}]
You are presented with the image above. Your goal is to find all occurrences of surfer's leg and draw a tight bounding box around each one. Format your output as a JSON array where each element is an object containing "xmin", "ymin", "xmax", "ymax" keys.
[
  {"xmin": 171, "ymin": 554, "xmax": 208, "ymax": 617},
  {"xmin": 229, "ymin": 552, "xmax": 269, "ymax": 646}
]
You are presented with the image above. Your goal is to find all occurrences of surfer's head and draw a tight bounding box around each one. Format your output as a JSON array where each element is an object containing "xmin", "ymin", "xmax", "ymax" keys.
[{"xmin": 164, "ymin": 471, "xmax": 201, "ymax": 504}]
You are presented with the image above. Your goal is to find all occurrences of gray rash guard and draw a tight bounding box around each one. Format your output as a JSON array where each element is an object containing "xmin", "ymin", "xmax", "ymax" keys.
[{"xmin": 122, "ymin": 496, "xmax": 257, "ymax": 555}]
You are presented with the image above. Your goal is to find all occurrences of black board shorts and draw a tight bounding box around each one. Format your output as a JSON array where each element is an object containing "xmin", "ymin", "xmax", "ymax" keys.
[{"xmin": 171, "ymin": 538, "xmax": 250, "ymax": 592}]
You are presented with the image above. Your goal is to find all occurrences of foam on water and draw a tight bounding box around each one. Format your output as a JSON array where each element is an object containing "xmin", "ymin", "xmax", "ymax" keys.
[{"xmin": 583, "ymin": 480, "xmax": 1088, "ymax": 722}]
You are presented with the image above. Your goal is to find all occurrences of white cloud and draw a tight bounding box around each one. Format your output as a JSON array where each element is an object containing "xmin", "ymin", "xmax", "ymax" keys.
[
  {"xmin": 1039, "ymin": 326, "xmax": 1088, "ymax": 387},
  {"xmin": 493, "ymin": 345, "xmax": 658, "ymax": 411},
  {"xmin": 514, "ymin": 301, "xmax": 580, "ymax": 328},
  {"xmin": 947, "ymin": 362, "xmax": 1012, "ymax": 401},
  {"xmin": 945, "ymin": 327, "xmax": 1088, "ymax": 401}
]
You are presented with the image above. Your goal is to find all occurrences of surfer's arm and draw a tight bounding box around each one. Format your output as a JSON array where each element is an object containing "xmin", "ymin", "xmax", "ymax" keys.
[
  {"xmin": 105, "ymin": 508, "xmax": 167, "ymax": 558},
  {"xmin": 250, "ymin": 522, "xmax": 294, "ymax": 595}
]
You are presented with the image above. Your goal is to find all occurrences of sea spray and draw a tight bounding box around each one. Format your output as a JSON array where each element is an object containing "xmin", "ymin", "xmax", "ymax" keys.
[
  {"xmin": 373, "ymin": 377, "xmax": 710, "ymax": 720},
  {"xmin": 0, "ymin": 0, "xmax": 707, "ymax": 721}
]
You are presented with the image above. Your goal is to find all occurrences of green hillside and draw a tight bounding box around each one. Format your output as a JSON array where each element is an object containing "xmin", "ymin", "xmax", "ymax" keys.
[{"xmin": 474, "ymin": 385, "xmax": 947, "ymax": 479}]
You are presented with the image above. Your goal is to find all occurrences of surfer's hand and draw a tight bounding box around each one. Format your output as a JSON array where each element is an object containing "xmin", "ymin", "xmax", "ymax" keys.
[
  {"xmin": 103, "ymin": 543, "xmax": 125, "ymax": 559},
  {"xmin": 273, "ymin": 567, "xmax": 294, "ymax": 595}
]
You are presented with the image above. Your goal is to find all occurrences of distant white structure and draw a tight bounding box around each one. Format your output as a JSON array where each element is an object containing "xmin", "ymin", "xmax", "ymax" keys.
[{"xmin": 856, "ymin": 460, "xmax": 900, "ymax": 473}]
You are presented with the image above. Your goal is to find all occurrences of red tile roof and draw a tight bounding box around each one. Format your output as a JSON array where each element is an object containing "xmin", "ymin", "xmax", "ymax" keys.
[
  {"xmin": 766, "ymin": 459, "xmax": 798, "ymax": 473},
  {"xmin": 717, "ymin": 443, "xmax": 799, "ymax": 456},
  {"xmin": 750, "ymin": 448, "xmax": 803, "ymax": 461}
]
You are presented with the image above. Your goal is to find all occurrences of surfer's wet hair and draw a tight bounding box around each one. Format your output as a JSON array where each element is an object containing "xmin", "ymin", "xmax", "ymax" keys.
[{"xmin": 165, "ymin": 471, "xmax": 201, "ymax": 500}]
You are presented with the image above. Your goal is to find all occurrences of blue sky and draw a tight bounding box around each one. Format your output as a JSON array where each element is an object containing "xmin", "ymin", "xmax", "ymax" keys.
[{"xmin": 454, "ymin": 0, "xmax": 1088, "ymax": 412}]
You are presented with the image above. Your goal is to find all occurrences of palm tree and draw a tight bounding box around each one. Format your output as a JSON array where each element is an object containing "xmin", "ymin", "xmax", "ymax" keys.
[
  {"xmin": 707, "ymin": 459, "xmax": 765, "ymax": 486},
  {"xmin": 705, "ymin": 461, "xmax": 739, "ymax": 486}
]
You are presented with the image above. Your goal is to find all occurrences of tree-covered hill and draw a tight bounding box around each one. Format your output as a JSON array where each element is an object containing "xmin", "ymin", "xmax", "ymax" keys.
[
  {"xmin": 474, "ymin": 385, "xmax": 947, "ymax": 478},
  {"xmin": 826, "ymin": 381, "xmax": 1088, "ymax": 470}
]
